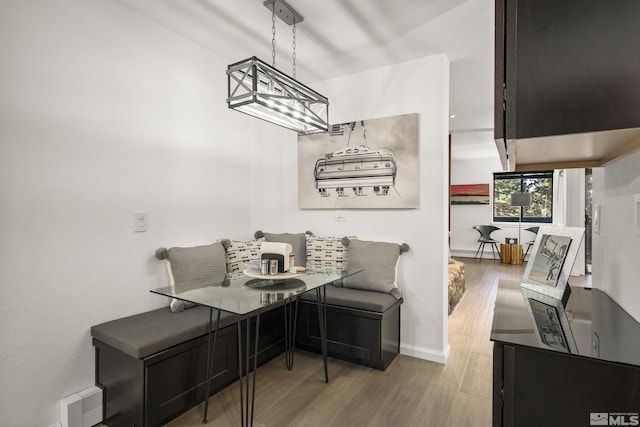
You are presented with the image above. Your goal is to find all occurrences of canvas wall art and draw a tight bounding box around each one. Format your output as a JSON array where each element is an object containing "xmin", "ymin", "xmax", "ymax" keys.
[
  {"xmin": 297, "ymin": 113, "xmax": 419, "ymax": 209},
  {"xmin": 450, "ymin": 184, "xmax": 490, "ymax": 205}
]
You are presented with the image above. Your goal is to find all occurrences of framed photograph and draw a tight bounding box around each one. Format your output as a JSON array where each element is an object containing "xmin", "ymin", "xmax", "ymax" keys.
[
  {"xmin": 521, "ymin": 287, "xmax": 578, "ymax": 353},
  {"xmin": 526, "ymin": 234, "xmax": 572, "ymax": 287},
  {"xmin": 297, "ymin": 113, "xmax": 419, "ymax": 209},
  {"xmin": 521, "ymin": 226, "xmax": 585, "ymax": 301}
]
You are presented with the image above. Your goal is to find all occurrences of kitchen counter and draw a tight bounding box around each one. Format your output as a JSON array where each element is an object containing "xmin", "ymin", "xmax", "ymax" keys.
[
  {"xmin": 490, "ymin": 279, "xmax": 640, "ymax": 427},
  {"xmin": 491, "ymin": 279, "xmax": 640, "ymax": 367}
]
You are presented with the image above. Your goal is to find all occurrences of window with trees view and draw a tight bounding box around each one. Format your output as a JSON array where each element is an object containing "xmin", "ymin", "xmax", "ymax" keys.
[{"xmin": 493, "ymin": 171, "xmax": 553, "ymax": 223}]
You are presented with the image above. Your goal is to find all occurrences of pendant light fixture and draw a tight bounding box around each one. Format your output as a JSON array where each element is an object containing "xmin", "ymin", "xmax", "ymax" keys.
[{"xmin": 226, "ymin": 0, "xmax": 329, "ymax": 134}]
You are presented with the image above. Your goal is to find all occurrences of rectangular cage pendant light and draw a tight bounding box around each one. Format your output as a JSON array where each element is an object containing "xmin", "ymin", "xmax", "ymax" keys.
[{"xmin": 227, "ymin": 56, "xmax": 329, "ymax": 134}]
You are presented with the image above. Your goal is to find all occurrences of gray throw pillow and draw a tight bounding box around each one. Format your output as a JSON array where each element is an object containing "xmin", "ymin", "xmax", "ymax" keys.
[
  {"xmin": 342, "ymin": 239, "xmax": 401, "ymax": 297},
  {"xmin": 263, "ymin": 232, "xmax": 307, "ymax": 267},
  {"xmin": 166, "ymin": 241, "xmax": 227, "ymax": 312}
]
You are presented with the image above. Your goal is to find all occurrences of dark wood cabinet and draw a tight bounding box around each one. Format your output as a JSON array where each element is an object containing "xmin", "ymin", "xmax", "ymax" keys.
[
  {"xmin": 296, "ymin": 299, "xmax": 402, "ymax": 371},
  {"xmin": 493, "ymin": 342, "xmax": 640, "ymax": 427},
  {"xmin": 495, "ymin": 0, "xmax": 640, "ymax": 170},
  {"xmin": 491, "ymin": 282, "xmax": 640, "ymax": 427}
]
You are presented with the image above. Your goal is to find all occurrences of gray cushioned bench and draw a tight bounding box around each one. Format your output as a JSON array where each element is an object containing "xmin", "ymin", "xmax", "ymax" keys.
[
  {"xmin": 91, "ymin": 305, "xmax": 236, "ymax": 359},
  {"xmin": 300, "ymin": 286, "xmax": 399, "ymax": 312},
  {"xmin": 91, "ymin": 305, "xmax": 285, "ymax": 427}
]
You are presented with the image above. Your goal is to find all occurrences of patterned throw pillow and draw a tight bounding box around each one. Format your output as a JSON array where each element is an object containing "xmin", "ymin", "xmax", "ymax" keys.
[
  {"xmin": 224, "ymin": 238, "xmax": 264, "ymax": 273},
  {"xmin": 305, "ymin": 235, "xmax": 355, "ymax": 271}
]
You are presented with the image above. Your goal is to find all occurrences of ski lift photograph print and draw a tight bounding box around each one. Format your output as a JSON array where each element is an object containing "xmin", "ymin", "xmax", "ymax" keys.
[
  {"xmin": 526, "ymin": 234, "xmax": 573, "ymax": 287},
  {"xmin": 297, "ymin": 113, "xmax": 419, "ymax": 209}
]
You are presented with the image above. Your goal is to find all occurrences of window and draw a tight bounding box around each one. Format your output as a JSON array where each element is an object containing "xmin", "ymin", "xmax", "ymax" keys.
[{"xmin": 493, "ymin": 171, "xmax": 553, "ymax": 223}]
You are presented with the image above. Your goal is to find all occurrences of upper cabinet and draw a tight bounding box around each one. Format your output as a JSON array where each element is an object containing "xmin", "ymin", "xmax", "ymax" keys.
[{"xmin": 494, "ymin": 0, "xmax": 640, "ymax": 171}]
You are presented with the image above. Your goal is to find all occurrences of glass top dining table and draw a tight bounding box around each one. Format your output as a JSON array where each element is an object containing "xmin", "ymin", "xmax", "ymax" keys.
[
  {"xmin": 149, "ymin": 267, "xmax": 363, "ymax": 426},
  {"xmin": 151, "ymin": 268, "xmax": 362, "ymax": 426},
  {"xmin": 150, "ymin": 267, "xmax": 362, "ymax": 315}
]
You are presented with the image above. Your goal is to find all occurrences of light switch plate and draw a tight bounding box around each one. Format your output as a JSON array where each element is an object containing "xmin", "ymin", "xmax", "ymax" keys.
[
  {"xmin": 335, "ymin": 210, "xmax": 348, "ymax": 222},
  {"xmin": 134, "ymin": 212, "xmax": 147, "ymax": 232}
]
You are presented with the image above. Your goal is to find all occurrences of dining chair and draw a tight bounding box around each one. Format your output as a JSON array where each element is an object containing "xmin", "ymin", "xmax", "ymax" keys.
[
  {"xmin": 523, "ymin": 226, "xmax": 540, "ymax": 259},
  {"xmin": 473, "ymin": 225, "xmax": 502, "ymax": 261}
]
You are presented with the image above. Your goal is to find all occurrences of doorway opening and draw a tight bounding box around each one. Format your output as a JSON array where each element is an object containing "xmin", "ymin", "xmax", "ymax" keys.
[{"xmin": 584, "ymin": 168, "xmax": 593, "ymax": 274}]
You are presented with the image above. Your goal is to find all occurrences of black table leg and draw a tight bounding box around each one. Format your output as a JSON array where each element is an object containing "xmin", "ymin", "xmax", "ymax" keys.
[
  {"xmin": 237, "ymin": 312, "xmax": 261, "ymax": 427},
  {"xmin": 283, "ymin": 298, "xmax": 298, "ymax": 370},
  {"xmin": 202, "ymin": 308, "xmax": 221, "ymax": 424},
  {"xmin": 315, "ymin": 286, "xmax": 329, "ymax": 383}
]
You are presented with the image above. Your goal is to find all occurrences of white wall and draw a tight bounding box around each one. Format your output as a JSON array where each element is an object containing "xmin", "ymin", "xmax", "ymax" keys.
[
  {"xmin": 562, "ymin": 169, "xmax": 586, "ymax": 275},
  {"xmin": 449, "ymin": 132, "xmax": 503, "ymax": 257},
  {"xmin": 0, "ymin": 1, "xmax": 263, "ymax": 426},
  {"xmin": 450, "ymin": 135, "xmax": 584, "ymax": 268},
  {"xmin": 592, "ymin": 150, "xmax": 640, "ymax": 322},
  {"xmin": 251, "ymin": 55, "xmax": 452, "ymax": 364},
  {"xmin": 0, "ymin": 2, "xmax": 455, "ymax": 426}
]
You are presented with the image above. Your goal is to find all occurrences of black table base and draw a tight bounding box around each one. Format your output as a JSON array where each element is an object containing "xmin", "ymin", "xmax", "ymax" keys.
[{"xmin": 201, "ymin": 285, "xmax": 329, "ymax": 425}]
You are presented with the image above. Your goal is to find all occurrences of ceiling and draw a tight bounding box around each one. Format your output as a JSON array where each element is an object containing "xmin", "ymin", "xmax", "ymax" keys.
[{"xmin": 115, "ymin": 0, "xmax": 496, "ymax": 156}]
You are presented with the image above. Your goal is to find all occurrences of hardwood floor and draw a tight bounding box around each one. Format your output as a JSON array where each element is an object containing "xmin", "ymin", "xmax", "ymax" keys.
[{"xmin": 159, "ymin": 257, "xmax": 535, "ymax": 427}]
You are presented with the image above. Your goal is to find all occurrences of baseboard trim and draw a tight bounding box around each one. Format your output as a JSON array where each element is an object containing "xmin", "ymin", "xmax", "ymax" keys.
[
  {"xmin": 400, "ymin": 343, "xmax": 450, "ymax": 364},
  {"xmin": 451, "ymin": 249, "xmax": 502, "ymax": 260},
  {"xmin": 451, "ymin": 249, "xmax": 532, "ymax": 262}
]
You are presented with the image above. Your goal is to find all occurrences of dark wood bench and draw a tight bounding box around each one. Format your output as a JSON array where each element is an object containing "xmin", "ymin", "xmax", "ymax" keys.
[
  {"xmin": 91, "ymin": 305, "xmax": 285, "ymax": 427},
  {"xmin": 296, "ymin": 286, "xmax": 403, "ymax": 370}
]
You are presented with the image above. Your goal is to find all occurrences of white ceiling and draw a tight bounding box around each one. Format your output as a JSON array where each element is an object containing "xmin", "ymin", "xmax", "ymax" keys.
[{"xmin": 115, "ymin": 0, "xmax": 497, "ymax": 156}]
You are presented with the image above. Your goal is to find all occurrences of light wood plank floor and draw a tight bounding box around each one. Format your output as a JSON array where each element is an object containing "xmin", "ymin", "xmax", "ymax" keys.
[{"xmin": 157, "ymin": 258, "xmax": 543, "ymax": 427}]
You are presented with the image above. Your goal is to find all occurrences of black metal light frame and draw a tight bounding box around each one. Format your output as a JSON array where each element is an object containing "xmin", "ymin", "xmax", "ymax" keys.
[{"xmin": 227, "ymin": 56, "xmax": 329, "ymax": 134}]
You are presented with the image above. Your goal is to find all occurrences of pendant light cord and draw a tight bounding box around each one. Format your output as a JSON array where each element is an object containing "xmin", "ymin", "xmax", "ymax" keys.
[
  {"xmin": 361, "ymin": 120, "xmax": 369, "ymax": 148},
  {"xmin": 292, "ymin": 22, "xmax": 297, "ymax": 79},
  {"xmin": 270, "ymin": 3, "xmax": 299, "ymax": 79},
  {"xmin": 271, "ymin": 3, "xmax": 276, "ymax": 68}
]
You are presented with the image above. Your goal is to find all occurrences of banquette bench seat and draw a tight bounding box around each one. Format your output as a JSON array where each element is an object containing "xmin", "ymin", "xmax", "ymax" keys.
[
  {"xmin": 91, "ymin": 305, "xmax": 284, "ymax": 427},
  {"xmin": 297, "ymin": 285, "xmax": 403, "ymax": 370},
  {"xmin": 91, "ymin": 231, "xmax": 407, "ymax": 427}
]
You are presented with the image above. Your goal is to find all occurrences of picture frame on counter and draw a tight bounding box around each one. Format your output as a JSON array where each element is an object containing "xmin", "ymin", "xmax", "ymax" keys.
[{"xmin": 521, "ymin": 225, "xmax": 585, "ymax": 301}]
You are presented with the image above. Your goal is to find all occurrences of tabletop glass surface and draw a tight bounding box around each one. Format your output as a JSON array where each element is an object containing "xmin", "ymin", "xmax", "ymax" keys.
[{"xmin": 150, "ymin": 268, "xmax": 363, "ymax": 315}]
